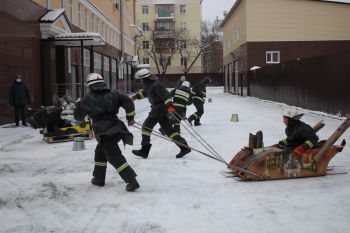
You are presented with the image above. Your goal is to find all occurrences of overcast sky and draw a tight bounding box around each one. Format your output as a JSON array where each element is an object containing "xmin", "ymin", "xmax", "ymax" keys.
[{"xmin": 202, "ymin": 0, "xmax": 350, "ymax": 22}]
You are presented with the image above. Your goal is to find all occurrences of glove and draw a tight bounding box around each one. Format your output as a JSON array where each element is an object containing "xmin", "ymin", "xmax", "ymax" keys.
[
  {"xmin": 131, "ymin": 95, "xmax": 137, "ymax": 101},
  {"xmin": 128, "ymin": 119, "xmax": 135, "ymax": 126},
  {"xmin": 167, "ymin": 105, "xmax": 176, "ymax": 114},
  {"xmin": 293, "ymin": 145, "xmax": 306, "ymax": 156}
]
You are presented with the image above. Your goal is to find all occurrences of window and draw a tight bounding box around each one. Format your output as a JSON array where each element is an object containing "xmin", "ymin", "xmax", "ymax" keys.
[
  {"xmin": 142, "ymin": 23, "xmax": 149, "ymax": 31},
  {"xmin": 143, "ymin": 41, "xmax": 149, "ymax": 49},
  {"xmin": 180, "ymin": 22, "xmax": 187, "ymax": 31},
  {"xmin": 179, "ymin": 40, "xmax": 187, "ymax": 49},
  {"xmin": 180, "ymin": 5, "xmax": 186, "ymax": 14},
  {"xmin": 143, "ymin": 57, "xmax": 149, "ymax": 64},
  {"xmin": 266, "ymin": 51, "xmax": 280, "ymax": 64},
  {"xmin": 85, "ymin": 8, "xmax": 88, "ymax": 31},
  {"xmin": 94, "ymin": 52, "xmax": 102, "ymax": 74},
  {"xmin": 69, "ymin": 0, "xmax": 73, "ymax": 22},
  {"xmin": 142, "ymin": 5, "xmax": 149, "ymax": 14},
  {"xmin": 83, "ymin": 49, "xmax": 90, "ymax": 67},
  {"xmin": 160, "ymin": 57, "xmax": 171, "ymax": 66},
  {"xmin": 91, "ymin": 14, "xmax": 95, "ymax": 32}
]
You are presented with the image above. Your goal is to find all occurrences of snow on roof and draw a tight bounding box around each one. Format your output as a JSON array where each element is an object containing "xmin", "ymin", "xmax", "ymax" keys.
[
  {"xmin": 55, "ymin": 32, "xmax": 103, "ymax": 39},
  {"xmin": 40, "ymin": 9, "xmax": 65, "ymax": 22},
  {"xmin": 54, "ymin": 32, "xmax": 106, "ymax": 47}
]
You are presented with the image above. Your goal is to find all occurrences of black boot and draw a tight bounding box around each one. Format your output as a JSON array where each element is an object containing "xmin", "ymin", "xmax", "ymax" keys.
[
  {"xmin": 91, "ymin": 168, "xmax": 106, "ymax": 187},
  {"xmin": 194, "ymin": 119, "xmax": 201, "ymax": 126},
  {"xmin": 176, "ymin": 145, "xmax": 191, "ymax": 158},
  {"xmin": 187, "ymin": 115, "xmax": 195, "ymax": 126},
  {"xmin": 132, "ymin": 144, "xmax": 152, "ymax": 159},
  {"xmin": 126, "ymin": 178, "xmax": 140, "ymax": 191}
]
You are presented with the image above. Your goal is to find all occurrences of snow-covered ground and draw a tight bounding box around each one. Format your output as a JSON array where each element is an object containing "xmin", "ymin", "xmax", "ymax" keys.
[{"xmin": 1, "ymin": 87, "xmax": 349, "ymax": 233}]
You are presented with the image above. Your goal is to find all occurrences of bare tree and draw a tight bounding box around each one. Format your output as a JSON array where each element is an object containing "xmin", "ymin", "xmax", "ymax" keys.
[
  {"xmin": 177, "ymin": 21, "xmax": 222, "ymax": 75},
  {"xmin": 136, "ymin": 25, "xmax": 180, "ymax": 75}
]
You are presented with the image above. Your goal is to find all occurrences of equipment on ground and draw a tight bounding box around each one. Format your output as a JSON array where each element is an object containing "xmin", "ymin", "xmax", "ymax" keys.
[{"xmin": 27, "ymin": 95, "xmax": 93, "ymax": 143}]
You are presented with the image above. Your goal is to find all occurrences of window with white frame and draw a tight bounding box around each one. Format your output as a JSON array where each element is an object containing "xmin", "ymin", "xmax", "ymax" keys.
[
  {"xmin": 180, "ymin": 21, "xmax": 187, "ymax": 31},
  {"xmin": 143, "ymin": 57, "xmax": 149, "ymax": 64},
  {"xmin": 94, "ymin": 52, "xmax": 102, "ymax": 74},
  {"xmin": 179, "ymin": 40, "xmax": 186, "ymax": 49},
  {"xmin": 266, "ymin": 51, "xmax": 280, "ymax": 64},
  {"xmin": 142, "ymin": 23, "xmax": 149, "ymax": 31},
  {"xmin": 83, "ymin": 49, "xmax": 90, "ymax": 67},
  {"xmin": 180, "ymin": 5, "xmax": 186, "ymax": 14},
  {"xmin": 142, "ymin": 5, "xmax": 149, "ymax": 14},
  {"xmin": 143, "ymin": 41, "xmax": 149, "ymax": 49}
]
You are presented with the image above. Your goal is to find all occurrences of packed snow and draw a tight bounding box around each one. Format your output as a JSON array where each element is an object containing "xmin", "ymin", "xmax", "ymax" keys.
[{"xmin": 1, "ymin": 87, "xmax": 349, "ymax": 233}]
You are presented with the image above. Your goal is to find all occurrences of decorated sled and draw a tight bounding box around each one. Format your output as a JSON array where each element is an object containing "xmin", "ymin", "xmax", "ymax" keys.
[{"xmin": 228, "ymin": 116, "xmax": 350, "ymax": 181}]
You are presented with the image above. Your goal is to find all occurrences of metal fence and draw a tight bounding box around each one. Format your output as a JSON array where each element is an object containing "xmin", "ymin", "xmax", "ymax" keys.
[{"xmin": 248, "ymin": 50, "xmax": 350, "ymax": 116}]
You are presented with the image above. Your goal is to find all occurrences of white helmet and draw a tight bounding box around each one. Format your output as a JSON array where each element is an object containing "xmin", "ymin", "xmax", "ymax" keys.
[
  {"xmin": 135, "ymin": 68, "xmax": 151, "ymax": 79},
  {"xmin": 86, "ymin": 73, "xmax": 104, "ymax": 86},
  {"xmin": 180, "ymin": 76, "xmax": 186, "ymax": 82},
  {"xmin": 283, "ymin": 108, "xmax": 303, "ymax": 120},
  {"xmin": 181, "ymin": 81, "xmax": 190, "ymax": 88}
]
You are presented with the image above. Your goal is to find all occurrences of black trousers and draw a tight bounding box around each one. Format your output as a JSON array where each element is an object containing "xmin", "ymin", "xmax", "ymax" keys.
[
  {"xmin": 94, "ymin": 135, "xmax": 137, "ymax": 183},
  {"xmin": 14, "ymin": 105, "xmax": 26, "ymax": 125},
  {"xmin": 190, "ymin": 99, "xmax": 204, "ymax": 121},
  {"xmin": 141, "ymin": 105, "xmax": 187, "ymax": 146},
  {"xmin": 170, "ymin": 107, "xmax": 186, "ymax": 133}
]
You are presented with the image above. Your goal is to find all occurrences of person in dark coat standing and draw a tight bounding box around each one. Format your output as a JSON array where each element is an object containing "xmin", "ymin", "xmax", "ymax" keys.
[
  {"xmin": 187, "ymin": 76, "xmax": 211, "ymax": 126},
  {"xmin": 278, "ymin": 108, "xmax": 319, "ymax": 157},
  {"xmin": 131, "ymin": 68, "xmax": 191, "ymax": 159},
  {"xmin": 8, "ymin": 75, "xmax": 31, "ymax": 126},
  {"xmin": 74, "ymin": 73, "xmax": 140, "ymax": 192}
]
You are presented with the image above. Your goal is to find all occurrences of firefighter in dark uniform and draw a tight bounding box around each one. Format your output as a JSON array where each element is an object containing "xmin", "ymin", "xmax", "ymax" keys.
[
  {"xmin": 131, "ymin": 68, "xmax": 191, "ymax": 159},
  {"xmin": 169, "ymin": 81, "xmax": 192, "ymax": 133},
  {"xmin": 187, "ymin": 76, "xmax": 211, "ymax": 126},
  {"xmin": 74, "ymin": 73, "xmax": 140, "ymax": 192},
  {"xmin": 278, "ymin": 108, "xmax": 319, "ymax": 158}
]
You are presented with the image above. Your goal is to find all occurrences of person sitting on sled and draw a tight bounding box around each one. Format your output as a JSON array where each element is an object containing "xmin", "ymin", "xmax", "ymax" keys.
[{"xmin": 278, "ymin": 108, "xmax": 319, "ymax": 158}]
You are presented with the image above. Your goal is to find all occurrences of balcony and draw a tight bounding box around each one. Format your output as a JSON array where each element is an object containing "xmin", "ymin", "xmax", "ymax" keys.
[
  {"xmin": 156, "ymin": 12, "xmax": 175, "ymax": 19},
  {"xmin": 154, "ymin": 30, "xmax": 175, "ymax": 39}
]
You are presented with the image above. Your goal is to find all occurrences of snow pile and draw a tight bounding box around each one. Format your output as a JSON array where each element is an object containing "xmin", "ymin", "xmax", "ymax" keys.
[{"xmin": 0, "ymin": 87, "xmax": 349, "ymax": 233}]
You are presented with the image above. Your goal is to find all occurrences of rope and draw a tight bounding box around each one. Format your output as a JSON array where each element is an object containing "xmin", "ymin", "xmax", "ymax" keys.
[
  {"xmin": 171, "ymin": 112, "xmax": 227, "ymax": 164},
  {"xmin": 132, "ymin": 122, "xmax": 225, "ymax": 164}
]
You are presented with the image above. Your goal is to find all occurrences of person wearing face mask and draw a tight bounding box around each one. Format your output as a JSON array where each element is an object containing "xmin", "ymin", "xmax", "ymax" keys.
[{"xmin": 8, "ymin": 75, "xmax": 31, "ymax": 126}]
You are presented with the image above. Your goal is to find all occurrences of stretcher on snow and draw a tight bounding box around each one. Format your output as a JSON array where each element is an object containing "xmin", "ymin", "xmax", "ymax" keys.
[{"xmin": 228, "ymin": 116, "xmax": 350, "ymax": 181}]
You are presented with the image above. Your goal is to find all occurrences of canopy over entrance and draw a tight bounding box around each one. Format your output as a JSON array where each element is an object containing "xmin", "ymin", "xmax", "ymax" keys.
[{"xmin": 53, "ymin": 32, "xmax": 105, "ymax": 47}]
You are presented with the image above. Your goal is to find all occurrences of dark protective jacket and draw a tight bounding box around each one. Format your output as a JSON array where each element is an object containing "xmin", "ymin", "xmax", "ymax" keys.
[
  {"xmin": 191, "ymin": 76, "xmax": 211, "ymax": 103},
  {"xmin": 134, "ymin": 75, "xmax": 173, "ymax": 109},
  {"xmin": 170, "ymin": 85, "xmax": 192, "ymax": 110},
  {"xmin": 8, "ymin": 80, "xmax": 31, "ymax": 106},
  {"xmin": 281, "ymin": 119, "xmax": 319, "ymax": 150},
  {"xmin": 74, "ymin": 83, "xmax": 135, "ymax": 144}
]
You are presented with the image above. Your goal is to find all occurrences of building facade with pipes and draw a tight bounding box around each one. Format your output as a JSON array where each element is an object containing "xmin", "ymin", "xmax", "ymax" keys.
[
  {"xmin": 0, "ymin": 0, "xmax": 140, "ymax": 124},
  {"xmin": 135, "ymin": 0, "xmax": 202, "ymax": 74},
  {"xmin": 221, "ymin": 0, "xmax": 350, "ymax": 95}
]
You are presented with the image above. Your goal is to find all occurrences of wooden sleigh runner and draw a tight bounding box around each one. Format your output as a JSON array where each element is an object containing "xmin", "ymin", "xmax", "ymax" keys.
[{"xmin": 228, "ymin": 116, "xmax": 350, "ymax": 181}]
